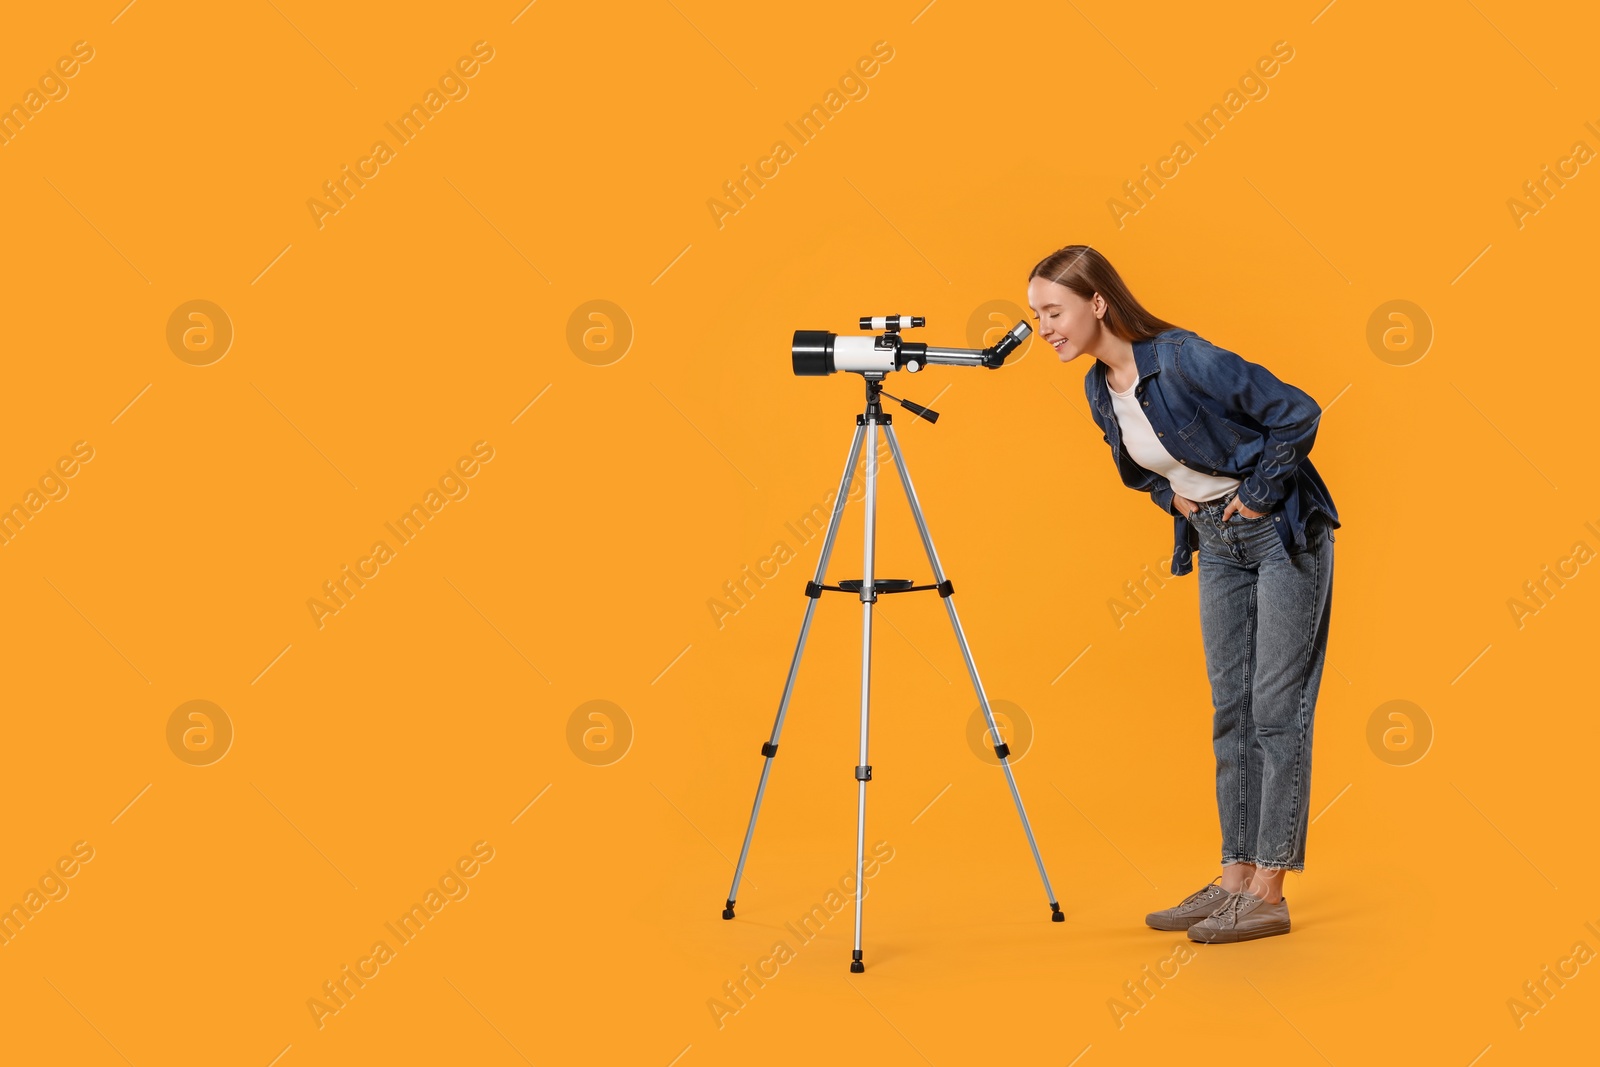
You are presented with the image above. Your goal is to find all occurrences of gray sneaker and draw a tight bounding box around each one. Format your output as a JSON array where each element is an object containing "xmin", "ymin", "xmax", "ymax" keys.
[
  {"xmin": 1145, "ymin": 877, "xmax": 1233, "ymax": 931},
  {"xmin": 1187, "ymin": 890, "xmax": 1290, "ymax": 943}
]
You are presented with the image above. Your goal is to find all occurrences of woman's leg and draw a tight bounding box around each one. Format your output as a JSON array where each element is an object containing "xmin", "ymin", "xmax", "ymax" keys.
[
  {"xmin": 1195, "ymin": 518, "xmax": 1264, "ymax": 878},
  {"xmin": 1222, "ymin": 862, "xmax": 1255, "ymax": 892},
  {"xmin": 1239, "ymin": 513, "xmax": 1335, "ymax": 891}
]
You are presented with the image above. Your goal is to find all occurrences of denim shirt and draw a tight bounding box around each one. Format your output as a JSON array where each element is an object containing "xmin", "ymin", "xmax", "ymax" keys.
[{"xmin": 1084, "ymin": 327, "xmax": 1339, "ymax": 577}]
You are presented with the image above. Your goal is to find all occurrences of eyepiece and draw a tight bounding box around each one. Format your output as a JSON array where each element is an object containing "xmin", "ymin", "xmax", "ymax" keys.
[{"xmin": 983, "ymin": 321, "xmax": 1031, "ymax": 368}]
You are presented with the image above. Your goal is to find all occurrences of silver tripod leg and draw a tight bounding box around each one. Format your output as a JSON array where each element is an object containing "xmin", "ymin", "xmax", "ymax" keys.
[
  {"xmin": 882, "ymin": 421, "xmax": 1065, "ymax": 922},
  {"xmin": 723, "ymin": 419, "xmax": 867, "ymax": 920},
  {"xmin": 850, "ymin": 410, "xmax": 880, "ymax": 974}
]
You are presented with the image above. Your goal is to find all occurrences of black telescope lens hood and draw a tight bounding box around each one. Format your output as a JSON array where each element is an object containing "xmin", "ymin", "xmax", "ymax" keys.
[{"xmin": 792, "ymin": 330, "xmax": 835, "ymax": 376}]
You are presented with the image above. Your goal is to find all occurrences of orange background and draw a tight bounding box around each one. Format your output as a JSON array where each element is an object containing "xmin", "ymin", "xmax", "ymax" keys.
[{"xmin": 2, "ymin": 1, "xmax": 1597, "ymax": 1064}]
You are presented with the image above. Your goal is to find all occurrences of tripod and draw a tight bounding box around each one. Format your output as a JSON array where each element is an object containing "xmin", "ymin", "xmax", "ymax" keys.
[{"xmin": 721, "ymin": 374, "xmax": 1063, "ymax": 973}]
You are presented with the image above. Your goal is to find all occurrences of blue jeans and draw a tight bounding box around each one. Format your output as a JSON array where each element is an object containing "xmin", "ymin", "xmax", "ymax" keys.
[{"xmin": 1189, "ymin": 489, "xmax": 1335, "ymax": 873}]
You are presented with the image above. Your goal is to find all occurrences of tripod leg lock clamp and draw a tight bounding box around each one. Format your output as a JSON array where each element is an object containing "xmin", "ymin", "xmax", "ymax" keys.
[
  {"xmin": 761, "ymin": 741, "xmax": 779, "ymax": 758},
  {"xmin": 855, "ymin": 765, "xmax": 873, "ymax": 781},
  {"xmin": 804, "ymin": 580, "xmax": 823, "ymax": 599},
  {"xmin": 993, "ymin": 742, "xmax": 1011, "ymax": 760},
  {"xmin": 937, "ymin": 579, "xmax": 955, "ymax": 598}
]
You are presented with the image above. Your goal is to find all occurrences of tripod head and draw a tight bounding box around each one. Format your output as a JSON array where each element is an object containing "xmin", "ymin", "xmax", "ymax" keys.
[{"xmin": 792, "ymin": 315, "xmax": 1031, "ymax": 377}]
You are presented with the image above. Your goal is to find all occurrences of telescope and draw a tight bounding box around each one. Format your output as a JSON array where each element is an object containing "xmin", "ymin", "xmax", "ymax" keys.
[
  {"xmin": 724, "ymin": 310, "xmax": 1066, "ymax": 974},
  {"xmin": 792, "ymin": 315, "xmax": 1031, "ymax": 376}
]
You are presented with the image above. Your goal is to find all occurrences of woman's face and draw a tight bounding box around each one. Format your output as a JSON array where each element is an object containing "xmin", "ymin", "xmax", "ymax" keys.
[{"xmin": 1026, "ymin": 277, "xmax": 1102, "ymax": 364}]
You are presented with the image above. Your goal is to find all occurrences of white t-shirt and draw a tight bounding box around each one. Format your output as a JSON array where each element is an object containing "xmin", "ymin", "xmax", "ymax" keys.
[{"xmin": 1108, "ymin": 375, "xmax": 1240, "ymax": 503}]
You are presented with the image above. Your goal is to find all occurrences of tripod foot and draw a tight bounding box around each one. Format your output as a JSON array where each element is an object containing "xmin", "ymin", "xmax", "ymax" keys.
[
  {"xmin": 1050, "ymin": 902, "xmax": 1065, "ymax": 922},
  {"xmin": 850, "ymin": 949, "xmax": 864, "ymax": 974},
  {"xmin": 722, "ymin": 900, "xmax": 736, "ymax": 921}
]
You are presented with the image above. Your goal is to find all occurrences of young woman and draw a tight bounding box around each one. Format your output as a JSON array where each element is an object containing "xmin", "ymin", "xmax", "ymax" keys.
[{"xmin": 1026, "ymin": 245, "xmax": 1338, "ymax": 944}]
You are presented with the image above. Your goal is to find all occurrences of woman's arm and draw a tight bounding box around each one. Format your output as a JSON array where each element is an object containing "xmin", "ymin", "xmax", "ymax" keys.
[
  {"xmin": 1145, "ymin": 474, "xmax": 1177, "ymax": 515},
  {"xmin": 1173, "ymin": 333, "xmax": 1323, "ymax": 514}
]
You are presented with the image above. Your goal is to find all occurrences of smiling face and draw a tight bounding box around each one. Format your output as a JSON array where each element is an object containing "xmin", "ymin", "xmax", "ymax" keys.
[{"xmin": 1026, "ymin": 276, "xmax": 1104, "ymax": 364}]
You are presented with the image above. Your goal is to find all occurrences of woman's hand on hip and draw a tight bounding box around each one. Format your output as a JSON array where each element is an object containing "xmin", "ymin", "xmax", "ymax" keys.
[
  {"xmin": 1222, "ymin": 496, "xmax": 1266, "ymax": 520},
  {"xmin": 1172, "ymin": 492, "xmax": 1198, "ymax": 518}
]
